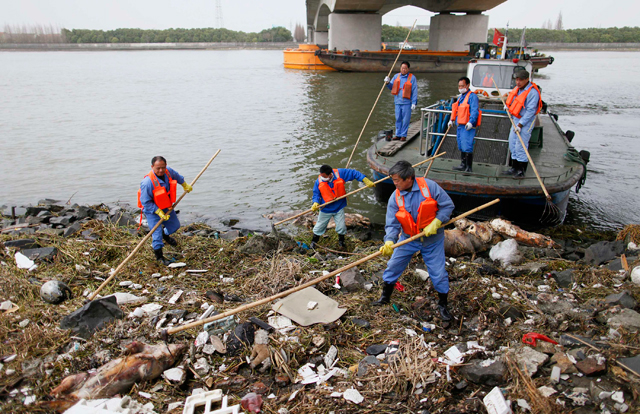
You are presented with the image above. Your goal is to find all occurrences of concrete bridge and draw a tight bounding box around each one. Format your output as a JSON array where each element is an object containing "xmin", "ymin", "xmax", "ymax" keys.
[{"xmin": 307, "ymin": 0, "xmax": 506, "ymax": 51}]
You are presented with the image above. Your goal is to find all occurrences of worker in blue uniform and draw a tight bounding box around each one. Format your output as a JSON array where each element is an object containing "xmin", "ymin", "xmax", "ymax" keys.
[
  {"xmin": 311, "ymin": 164, "xmax": 375, "ymax": 249},
  {"xmin": 448, "ymin": 76, "xmax": 480, "ymax": 173},
  {"xmin": 385, "ymin": 61, "xmax": 418, "ymax": 141},
  {"xmin": 139, "ymin": 156, "xmax": 192, "ymax": 265},
  {"xmin": 375, "ymin": 160, "xmax": 455, "ymax": 321},
  {"xmin": 501, "ymin": 70, "xmax": 542, "ymax": 178}
]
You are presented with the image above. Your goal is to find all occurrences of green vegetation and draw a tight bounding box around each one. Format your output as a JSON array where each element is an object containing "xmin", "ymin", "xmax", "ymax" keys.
[
  {"xmin": 60, "ymin": 26, "xmax": 292, "ymax": 44},
  {"xmin": 488, "ymin": 27, "xmax": 640, "ymax": 43},
  {"xmin": 381, "ymin": 24, "xmax": 429, "ymax": 43}
]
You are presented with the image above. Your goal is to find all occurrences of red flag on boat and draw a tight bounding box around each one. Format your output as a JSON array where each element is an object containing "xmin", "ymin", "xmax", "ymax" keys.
[{"xmin": 493, "ymin": 28, "xmax": 505, "ymax": 47}]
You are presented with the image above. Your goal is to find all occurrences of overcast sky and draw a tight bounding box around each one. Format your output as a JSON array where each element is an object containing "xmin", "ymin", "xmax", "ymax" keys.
[{"xmin": 3, "ymin": 0, "xmax": 638, "ymax": 32}]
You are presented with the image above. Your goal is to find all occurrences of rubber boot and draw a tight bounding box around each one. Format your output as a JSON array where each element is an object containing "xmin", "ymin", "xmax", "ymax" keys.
[
  {"xmin": 153, "ymin": 248, "xmax": 171, "ymax": 266},
  {"xmin": 338, "ymin": 234, "xmax": 346, "ymax": 249},
  {"xmin": 463, "ymin": 152, "xmax": 473, "ymax": 173},
  {"xmin": 311, "ymin": 234, "xmax": 320, "ymax": 249},
  {"xmin": 452, "ymin": 152, "xmax": 467, "ymax": 171},
  {"xmin": 372, "ymin": 282, "xmax": 395, "ymax": 306},
  {"xmin": 502, "ymin": 159, "xmax": 518, "ymax": 176},
  {"xmin": 513, "ymin": 161, "xmax": 528, "ymax": 179},
  {"xmin": 437, "ymin": 292, "xmax": 453, "ymax": 321},
  {"xmin": 163, "ymin": 233, "xmax": 177, "ymax": 246}
]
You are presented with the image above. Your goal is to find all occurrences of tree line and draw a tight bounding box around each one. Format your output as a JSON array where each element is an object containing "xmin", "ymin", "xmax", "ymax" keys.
[
  {"xmin": 380, "ymin": 24, "xmax": 640, "ymax": 44},
  {"xmin": 488, "ymin": 27, "xmax": 640, "ymax": 44},
  {"xmin": 60, "ymin": 27, "xmax": 293, "ymax": 44}
]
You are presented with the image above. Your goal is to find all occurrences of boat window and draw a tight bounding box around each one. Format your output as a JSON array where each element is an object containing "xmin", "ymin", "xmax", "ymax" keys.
[{"xmin": 472, "ymin": 65, "xmax": 528, "ymax": 90}]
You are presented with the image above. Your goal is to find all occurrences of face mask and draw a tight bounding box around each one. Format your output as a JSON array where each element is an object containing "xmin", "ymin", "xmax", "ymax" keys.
[
  {"xmin": 320, "ymin": 175, "xmax": 332, "ymax": 182},
  {"xmin": 459, "ymin": 88, "xmax": 468, "ymax": 94}
]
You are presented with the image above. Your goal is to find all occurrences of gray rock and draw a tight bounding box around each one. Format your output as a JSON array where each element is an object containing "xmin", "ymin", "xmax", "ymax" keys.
[
  {"xmin": 604, "ymin": 292, "xmax": 637, "ymax": 309},
  {"xmin": 365, "ymin": 344, "xmax": 387, "ymax": 356},
  {"xmin": 75, "ymin": 206, "xmax": 95, "ymax": 220},
  {"xmin": 514, "ymin": 346, "xmax": 549, "ymax": 376},
  {"xmin": 49, "ymin": 216, "xmax": 72, "ymax": 226},
  {"xmin": 499, "ymin": 304, "xmax": 525, "ymax": 320},
  {"xmin": 459, "ymin": 358, "xmax": 507, "ymax": 386},
  {"xmin": 617, "ymin": 355, "xmax": 640, "ymax": 377},
  {"xmin": 221, "ymin": 230, "xmax": 241, "ymax": 240},
  {"xmin": 64, "ymin": 222, "xmax": 82, "ymax": 237},
  {"xmin": 583, "ymin": 240, "xmax": 625, "ymax": 265},
  {"xmin": 25, "ymin": 206, "xmax": 49, "ymax": 216},
  {"xmin": 553, "ymin": 269, "xmax": 575, "ymax": 288},
  {"xmin": 607, "ymin": 258, "xmax": 624, "ymax": 271},
  {"xmin": 20, "ymin": 247, "xmax": 58, "ymax": 262},
  {"xmin": 340, "ymin": 267, "xmax": 365, "ymax": 292},
  {"xmin": 607, "ymin": 309, "xmax": 640, "ymax": 331},
  {"xmin": 351, "ymin": 318, "xmax": 370, "ymax": 328},
  {"xmin": 3, "ymin": 239, "xmax": 38, "ymax": 250},
  {"xmin": 357, "ymin": 355, "xmax": 381, "ymax": 377}
]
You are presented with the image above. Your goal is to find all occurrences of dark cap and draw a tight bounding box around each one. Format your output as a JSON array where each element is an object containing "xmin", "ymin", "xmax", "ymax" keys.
[{"xmin": 514, "ymin": 70, "xmax": 530, "ymax": 80}]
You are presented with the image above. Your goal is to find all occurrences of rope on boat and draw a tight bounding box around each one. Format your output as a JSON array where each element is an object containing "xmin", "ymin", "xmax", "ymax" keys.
[{"xmin": 563, "ymin": 146, "xmax": 588, "ymax": 193}]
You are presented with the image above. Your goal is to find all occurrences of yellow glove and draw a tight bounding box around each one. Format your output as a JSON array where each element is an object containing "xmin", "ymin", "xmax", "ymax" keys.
[
  {"xmin": 181, "ymin": 182, "xmax": 193, "ymax": 193},
  {"xmin": 422, "ymin": 218, "xmax": 442, "ymax": 237},
  {"xmin": 311, "ymin": 202, "xmax": 320, "ymax": 212},
  {"xmin": 379, "ymin": 241, "xmax": 394, "ymax": 257},
  {"xmin": 363, "ymin": 177, "xmax": 375, "ymax": 188},
  {"xmin": 155, "ymin": 208, "xmax": 170, "ymax": 221}
]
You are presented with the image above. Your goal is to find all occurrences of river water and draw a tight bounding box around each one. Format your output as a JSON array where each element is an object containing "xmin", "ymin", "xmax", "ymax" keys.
[{"xmin": 1, "ymin": 50, "xmax": 639, "ymax": 231}]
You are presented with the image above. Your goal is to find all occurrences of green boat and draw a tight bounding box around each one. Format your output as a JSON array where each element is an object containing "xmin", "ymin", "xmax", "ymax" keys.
[{"xmin": 367, "ymin": 58, "xmax": 589, "ymax": 227}]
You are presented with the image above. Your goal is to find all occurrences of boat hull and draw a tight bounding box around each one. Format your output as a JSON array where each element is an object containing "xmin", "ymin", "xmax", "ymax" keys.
[{"xmin": 316, "ymin": 51, "xmax": 553, "ymax": 73}]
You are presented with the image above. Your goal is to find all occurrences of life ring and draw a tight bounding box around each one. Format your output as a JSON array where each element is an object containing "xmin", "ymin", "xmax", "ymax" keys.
[
  {"xmin": 475, "ymin": 89, "xmax": 489, "ymax": 97},
  {"xmin": 329, "ymin": 53, "xmax": 336, "ymax": 60}
]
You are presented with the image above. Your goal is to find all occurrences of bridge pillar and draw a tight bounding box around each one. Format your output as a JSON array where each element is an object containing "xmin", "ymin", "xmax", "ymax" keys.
[
  {"xmin": 428, "ymin": 13, "xmax": 489, "ymax": 52},
  {"xmin": 328, "ymin": 13, "xmax": 382, "ymax": 51}
]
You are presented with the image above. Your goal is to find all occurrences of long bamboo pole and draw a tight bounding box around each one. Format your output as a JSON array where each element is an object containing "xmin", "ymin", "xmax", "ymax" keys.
[
  {"xmin": 492, "ymin": 79, "xmax": 551, "ymax": 201},
  {"xmin": 424, "ymin": 123, "xmax": 453, "ymax": 177},
  {"xmin": 344, "ymin": 19, "xmax": 418, "ymax": 169},
  {"xmin": 88, "ymin": 150, "xmax": 221, "ymax": 301},
  {"xmin": 273, "ymin": 152, "xmax": 445, "ymax": 226},
  {"xmin": 164, "ymin": 198, "xmax": 499, "ymax": 337}
]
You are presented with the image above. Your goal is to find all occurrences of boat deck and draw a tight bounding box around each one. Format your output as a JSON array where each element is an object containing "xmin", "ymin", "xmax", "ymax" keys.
[{"xmin": 368, "ymin": 111, "xmax": 584, "ymax": 197}]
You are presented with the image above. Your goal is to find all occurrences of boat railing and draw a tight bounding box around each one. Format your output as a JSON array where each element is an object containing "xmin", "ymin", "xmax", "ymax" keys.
[{"xmin": 420, "ymin": 102, "xmax": 513, "ymax": 166}]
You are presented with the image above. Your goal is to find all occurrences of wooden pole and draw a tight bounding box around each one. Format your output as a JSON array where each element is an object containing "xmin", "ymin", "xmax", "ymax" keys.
[
  {"xmin": 88, "ymin": 150, "xmax": 222, "ymax": 301},
  {"xmin": 273, "ymin": 152, "xmax": 445, "ymax": 226},
  {"xmin": 165, "ymin": 198, "xmax": 500, "ymax": 336},
  {"xmin": 492, "ymin": 79, "xmax": 551, "ymax": 201},
  {"xmin": 344, "ymin": 19, "xmax": 418, "ymax": 169},
  {"xmin": 424, "ymin": 123, "xmax": 453, "ymax": 177}
]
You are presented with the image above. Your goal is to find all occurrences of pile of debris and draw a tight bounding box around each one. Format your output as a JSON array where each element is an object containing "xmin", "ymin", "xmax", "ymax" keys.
[{"xmin": 1, "ymin": 201, "xmax": 639, "ymax": 413}]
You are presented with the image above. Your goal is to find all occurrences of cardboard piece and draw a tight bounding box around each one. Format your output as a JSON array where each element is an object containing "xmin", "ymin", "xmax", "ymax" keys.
[{"xmin": 271, "ymin": 287, "xmax": 346, "ymax": 326}]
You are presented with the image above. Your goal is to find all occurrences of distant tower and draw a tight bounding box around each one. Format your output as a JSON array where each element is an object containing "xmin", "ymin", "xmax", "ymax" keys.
[{"xmin": 215, "ymin": 0, "xmax": 224, "ymax": 28}]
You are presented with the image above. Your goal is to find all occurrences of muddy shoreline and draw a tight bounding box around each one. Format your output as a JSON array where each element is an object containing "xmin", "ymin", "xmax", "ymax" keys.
[{"xmin": 1, "ymin": 200, "xmax": 639, "ymax": 413}]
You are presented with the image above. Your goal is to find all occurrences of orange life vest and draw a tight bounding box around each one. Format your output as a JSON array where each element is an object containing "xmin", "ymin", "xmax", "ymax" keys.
[
  {"xmin": 505, "ymin": 82, "xmax": 543, "ymax": 119},
  {"xmin": 317, "ymin": 169, "xmax": 346, "ymax": 203},
  {"xmin": 482, "ymin": 74, "xmax": 494, "ymax": 87},
  {"xmin": 451, "ymin": 91, "xmax": 482, "ymax": 127},
  {"xmin": 395, "ymin": 177, "xmax": 438, "ymax": 237},
  {"xmin": 391, "ymin": 73, "xmax": 413, "ymax": 100},
  {"xmin": 137, "ymin": 169, "xmax": 177, "ymax": 211}
]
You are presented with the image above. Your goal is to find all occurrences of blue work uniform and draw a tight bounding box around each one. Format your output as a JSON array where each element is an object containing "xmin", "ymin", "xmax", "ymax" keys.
[
  {"xmin": 382, "ymin": 178, "xmax": 455, "ymax": 293},
  {"xmin": 508, "ymin": 82, "xmax": 540, "ymax": 162},
  {"xmin": 312, "ymin": 168, "xmax": 366, "ymax": 236},
  {"xmin": 454, "ymin": 90, "xmax": 480, "ymax": 153},
  {"xmin": 139, "ymin": 166, "xmax": 185, "ymax": 250},
  {"xmin": 387, "ymin": 73, "xmax": 418, "ymax": 138}
]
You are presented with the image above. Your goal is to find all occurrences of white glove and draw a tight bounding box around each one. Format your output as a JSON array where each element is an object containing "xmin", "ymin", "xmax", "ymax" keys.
[
  {"xmin": 465, "ymin": 122, "xmax": 473, "ymax": 131},
  {"xmin": 515, "ymin": 125, "xmax": 522, "ymax": 133},
  {"xmin": 447, "ymin": 120, "xmax": 453, "ymax": 128},
  {"xmin": 503, "ymin": 104, "xmax": 509, "ymax": 112},
  {"xmin": 411, "ymin": 104, "xmax": 416, "ymax": 111},
  {"xmin": 384, "ymin": 76, "xmax": 391, "ymax": 83}
]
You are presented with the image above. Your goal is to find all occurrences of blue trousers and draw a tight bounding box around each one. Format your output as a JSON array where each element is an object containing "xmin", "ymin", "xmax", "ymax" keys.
[
  {"xmin": 382, "ymin": 236, "xmax": 449, "ymax": 294},
  {"xmin": 145, "ymin": 210, "xmax": 180, "ymax": 250},
  {"xmin": 394, "ymin": 104, "xmax": 412, "ymax": 138},
  {"xmin": 509, "ymin": 124, "xmax": 533, "ymax": 162},
  {"xmin": 313, "ymin": 209, "xmax": 347, "ymax": 236},
  {"xmin": 456, "ymin": 124, "xmax": 476, "ymax": 153}
]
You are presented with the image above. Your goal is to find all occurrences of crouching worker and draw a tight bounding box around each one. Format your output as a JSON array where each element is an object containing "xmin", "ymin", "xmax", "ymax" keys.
[
  {"xmin": 311, "ymin": 164, "xmax": 375, "ymax": 249},
  {"xmin": 375, "ymin": 160, "xmax": 455, "ymax": 321},
  {"xmin": 138, "ymin": 156, "xmax": 192, "ymax": 265}
]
